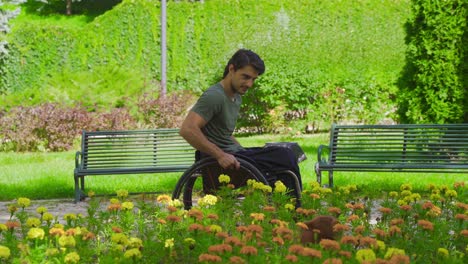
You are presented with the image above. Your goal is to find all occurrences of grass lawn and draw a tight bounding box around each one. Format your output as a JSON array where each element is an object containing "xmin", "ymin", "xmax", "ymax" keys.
[{"xmin": 0, "ymin": 133, "xmax": 466, "ymax": 201}]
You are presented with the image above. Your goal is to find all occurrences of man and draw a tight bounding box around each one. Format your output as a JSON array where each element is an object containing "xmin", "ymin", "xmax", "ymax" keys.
[{"xmin": 180, "ymin": 49, "xmax": 302, "ymax": 193}]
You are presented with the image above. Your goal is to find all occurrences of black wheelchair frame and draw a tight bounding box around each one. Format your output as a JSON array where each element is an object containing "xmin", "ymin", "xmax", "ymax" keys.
[{"xmin": 172, "ymin": 153, "xmax": 302, "ymax": 210}]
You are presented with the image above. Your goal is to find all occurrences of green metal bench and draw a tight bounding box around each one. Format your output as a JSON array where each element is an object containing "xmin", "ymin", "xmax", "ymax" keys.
[
  {"xmin": 315, "ymin": 124, "xmax": 468, "ymax": 187},
  {"xmin": 74, "ymin": 129, "xmax": 195, "ymax": 202}
]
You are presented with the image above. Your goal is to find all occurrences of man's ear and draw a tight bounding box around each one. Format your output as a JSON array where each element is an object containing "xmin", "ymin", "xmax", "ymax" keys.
[{"xmin": 228, "ymin": 64, "xmax": 235, "ymax": 74}]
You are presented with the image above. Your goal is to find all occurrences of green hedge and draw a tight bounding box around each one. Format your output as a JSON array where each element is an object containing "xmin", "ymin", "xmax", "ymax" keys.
[{"xmin": 1, "ymin": 0, "xmax": 411, "ymax": 129}]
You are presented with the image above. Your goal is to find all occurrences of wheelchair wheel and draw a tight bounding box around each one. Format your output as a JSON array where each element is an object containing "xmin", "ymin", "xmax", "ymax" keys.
[{"xmin": 172, "ymin": 156, "xmax": 269, "ymax": 210}]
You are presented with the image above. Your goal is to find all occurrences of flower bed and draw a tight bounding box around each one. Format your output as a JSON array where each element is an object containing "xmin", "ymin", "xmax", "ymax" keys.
[{"xmin": 0, "ymin": 177, "xmax": 466, "ymax": 263}]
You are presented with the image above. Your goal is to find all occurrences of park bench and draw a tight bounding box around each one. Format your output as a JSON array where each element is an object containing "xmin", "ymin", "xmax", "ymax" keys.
[
  {"xmin": 315, "ymin": 124, "xmax": 468, "ymax": 187},
  {"xmin": 74, "ymin": 129, "xmax": 195, "ymax": 202}
]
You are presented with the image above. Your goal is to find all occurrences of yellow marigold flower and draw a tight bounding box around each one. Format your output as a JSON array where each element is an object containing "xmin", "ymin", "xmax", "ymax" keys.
[
  {"xmin": 198, "ymin": 194, "xmax": 218, "ymax": 207},
  {"xmin": 26, "ymin": 217, "xmax": 41, "ymax": 228},
  {"xmin": 165, "ymin": 238, "xmax": 174, "ymax": 248},
  {"xmin": 0, "ymin": 224, "xmax": 7, "ymax": 232},
  {"xmin": 124, "ymin": 248, "xmax": 142, "ymax": 259},
  {"xmin": 129, "ymin": 237, "xmax": 143, "ymax": 249},
  {"xmin": 389, "ymin": 191, "xmax": 398, "ymax": 198},
  {"xmin": 397, "ymin": 199, "xmax": 408, "ymax": 206},
  {"xmin": 372, "ymin": 240, "xmax": 386, "ymax": 252},
  {"xmin": 17, "ymin": 197, "xmax": 31, "ymax": 208},
  {"xmin": 27, "ymin": 227, "xmax": 45, "ymax": 240},
  {"xmin": 45, "ymin": 248, "xmax": 59, "ymax": 257},
  {"xmin": 64, "ymin": 252, "xmax": 80, "ymax": 263},
  {"xmin": 109, "ymin": 198, "xmax": 120, "ymax": 204},
  {"xmin": 208, "ymin": 224, "xmax": 223, "ymax": 233},
  {"xmin": 7, "ymin": 205, "xmax": 17, "ymax": 214},
  {"xmin": 169, "ymin": 199, "xmax": 183, "ymax": 208},
  {"xmin": 284, "ymin": 203, "xmax": 295, "ymax": 211},
  {"xmin": 355, "ymin": 249, "xmax": 376, "ymax": 263},
  {"xmin": 59, "ymin": 235, "xmax": 76, "ymax": 248},
  {"xmin": 0, "ymin": 245, "xmax": 11, "ymax": 259},
  {"xmin": 247, "ymin": 179, "xmax": 257, "ymax": 187},
  {"xmin": 116, "ymin": 189, "xmax": 129, "ymax": 199},
  {"xmin": 218, "ymin": 174, "xmax": 231, "ymax": 184},
  {"xmin": 63, "ymin": 213, "xmax": 77, "ymax": 221},
  {"xmin": 410, "ymin": 193, "xmax": 421, "ymax": 202},
  {"xmin": 445, "ymin": 190, "xmax": 457, "ymax": 199},
  {"xmin": 274, "ymin": 181, "xmax": 287, "ymax": 193},
  {"xmin": 36, "ymin": 206, "xmax": 47, "ymax": 214},
  {"xmin": 88, "ymin": 191, "xmax": 95, "ymax": 198},
  {"xmin": 437, "ymin": 248, "xmax": 449, "ymax": 258},
  {"xmin": 262, "ymin": 184, "xmax": 272, "ymax": 193},
  {"xmin": 400, "ymin": 184, "xmax": 412, "ymax": 191},
  {"xmin": 43, "ymin": 212, "xmax": 54, "ymax": 222},
  {"xmin": 111, "ymin": 233, "xmax": 129, "ymax": 245},
  {"xmin": 400, "ymin": 190, "xmax": 412, "ymax": 197},
  {"xmin": 184, "ymin": 238, "xmax": 196, "ymax": 247},
  {"xmin": 384, "ymin": 247, "xmax": 406, "ymax": 260},
  {"xmin": 121, "ymin": 201, "xmax": 134, "ymax": 211},
  {"xmin": 250, "ymin": 213, "xmax": 265, "ymax": 222},
  {"xmin": 426, "ymin": 206, "xmax": 442, "ymax": 217}
]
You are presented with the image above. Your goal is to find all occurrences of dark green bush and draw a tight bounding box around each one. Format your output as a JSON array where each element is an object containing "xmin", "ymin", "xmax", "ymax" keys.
[{"xmin": 397, "ymin": 0, "xmax": 467, "ymax": 123}]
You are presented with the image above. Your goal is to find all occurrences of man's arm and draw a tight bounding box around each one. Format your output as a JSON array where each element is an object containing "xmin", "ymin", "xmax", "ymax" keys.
[{"xmin": 180, "ymin": 111, "xmax": 240, "ymax": 170}]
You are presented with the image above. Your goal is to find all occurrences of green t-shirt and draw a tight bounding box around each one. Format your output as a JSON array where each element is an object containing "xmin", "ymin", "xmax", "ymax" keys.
[{"xmin": 191, "ymin": 83, "xmax": 244, "ymax": 153}]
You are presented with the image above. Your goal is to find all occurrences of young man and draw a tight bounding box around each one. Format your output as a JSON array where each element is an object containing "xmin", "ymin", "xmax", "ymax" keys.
[{"xmin": 180, "ymin": 49, "xmax": 302, "ymax": 192}]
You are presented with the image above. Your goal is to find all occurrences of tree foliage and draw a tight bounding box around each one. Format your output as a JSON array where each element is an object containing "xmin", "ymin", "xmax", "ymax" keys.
[{"xmin": 397, "ymin": 0, "xmax": 467, "ymax": 123}]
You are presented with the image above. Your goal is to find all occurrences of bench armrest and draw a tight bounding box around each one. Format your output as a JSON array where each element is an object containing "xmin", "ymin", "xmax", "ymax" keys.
[
  {"xmin": 317, "ymin": 144, "xmax": 330, "ymax": 163},
  {"xmin": 75, "ymin": 151, "xmax": 82, "ymax": 168}
]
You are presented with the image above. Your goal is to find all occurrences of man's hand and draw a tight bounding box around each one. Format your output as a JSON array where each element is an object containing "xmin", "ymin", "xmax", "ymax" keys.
[{"xmin": 217, "ymin": 152, "xmax": 240, "ymax": 170}]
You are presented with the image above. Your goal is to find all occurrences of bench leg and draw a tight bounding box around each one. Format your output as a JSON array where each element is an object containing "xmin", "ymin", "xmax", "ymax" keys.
[
  {"xmin": 74, "ymin": 174, "xmax": 85, "ymax": 203},
  {"xmin": 328, "ymin": 171, "xmax": 334, "ymax": 188},
  {"xmin": 314, "ymin": 163, "xmax": 322, "ymax": 186}
]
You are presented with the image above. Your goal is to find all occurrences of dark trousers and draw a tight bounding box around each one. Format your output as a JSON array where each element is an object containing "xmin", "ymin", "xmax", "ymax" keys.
[{"xmin": 198, "ymin": 146, "xmax": 302, "ymax": 193}]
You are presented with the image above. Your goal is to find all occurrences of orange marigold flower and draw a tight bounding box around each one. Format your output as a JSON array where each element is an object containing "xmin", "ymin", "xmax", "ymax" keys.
[
  {"xmin": 5, "ymin": 221, "xmax": 20, "ymax": 229},
  {"xmin": 240, "ymin": 246, "xmax": 257, "ymax": 256},
  {"xmin": 296, "ymin": 222, "xmax": 308, "ymax": 230},
  {"xmin": 208, "ymin": 244, "xmax": 232, "ymax": 254},
  {"xmin": 372, "ymin": 228, "xmax": 387, "ymax": 237},
  {"xmin": 285, "ymin": 254, "xmax": 299, "ymax": 262},
  {"xmin": 216, "ymin": 232, "xmax": 229, "ymax": 239},
  {"xmin": 83, "ymin": 232, "xmax": 96, "ymax": 241},
  {"xmin": 454, "ymin": 182, "xmax": 465, "ymax": 189},
  {"xmin": 455, "ymin": 214, "xmax": 468, "ymax": 221},
  {"xmin": 422, "ymin": 201, "xmax": 434, "ymax": 210},
  {"xmin": 359, "ymin": 236, "xmax": 377, "ymax": 247},
  {"xmin": 310, "ymin": 193, "xmax": 321, "ymax": 199},
  {"xmin": 270, "ymin": 219, "xmax": 288, "ymax": 227},
  {"xmin": 389, "ymin": 254, "xmax": 410, "ymax": 264},
  {"xmin": 300, "ymin": 247, "xmax": 322, "ymax": 258},
  {"xmin": 353, "ymin": 203, "xmax": 365, "ymax": 210},
  {"xmin": 157, "ymin": 219, "xmax": 167, "ymax": 225},
  {"xmin": 250, "ymin": 213, "xmax": 265, "ymax": 221},
  {"xmin": 208, "ymin": 213, "xmax": 219, "ymax": 220},
  {"xmin": 247, "ymin": 224, "xmax": 263, "ymax": 234},
  {"xmin": 378, "ymin": 207, "xmax": 392, "ymax": 214},
  {"xmin": 333, "ymin": 223, "xmax": 350, "ymax": 232},
  {"xmin": 167, "ymin": 206, "xmax": 178, "ymax": 213},
  {"xmin": 389, "ymin": 226, "xmax": 402, "ymax": 236},
  {"xmin": 198, "ymin": 253, "xmax": 222, "ymax": 262},
  {"xmin": 303, "ymin": 209, "xmax": 317, "ymax": 216},
  {"xmin": 166, "ymin": 215, "xmax": 182, "ymax": 223},
  {"xmin": 320, "ymin": 239, "xmax": 340, "ymax": 251},
  {"xmin": 345, "ymin": 203, "xmax": 354, "ymax": 209},
  {"xmin": 417, "ymin": 220, "xmax": 434, "ymax": 231},
  {"xmin": 390, "ymin": 218, "xmax": 404, "ymax": 226},
  {"xmin": 354, "ymin": 225, "xmax": 366, "ymax": 234},
  {"xmin": 347, "ymin": 214, "xmax": 360, "ymax": 222},
  {"xmin": 263, "ymin": 206, "xmax": 276, "ymax": 212},
  {"xmin": 229, "ymin": 256, "xmax": 245, "ymax": 264},
  {"xmin": 273, "ymin": 236, "xmax": 284, "ymax": 246},
  {"xmin": 107, "ymin": 203, "xmax": 121, "ymax": 211},
  {"xmin": 338, "ymin": 250, "xmax": 352, "ymax": 259},
  {"xmin": 455, "ymin": 202, "xmax": 468, "ymax": 210},
  {"xmin": 273, "ymin": 226, "xmax": 293, "ymax": 237},
  {"xmin": 49, "ymin": 227, "xmax": 65, "ymax": 237},
  {"xmin": 323, "ymin": 258, "xmax": 343, "ymax": 264},
  {"xmin": 399, "ymin": 205, "xmax": 412, "ymax": 211},
  {"xmin": 459, "ymin": 230, "xmax": 468, "ymax": 237},
  {"xmin": 327, "ymin": 207, "xmax": 341, "ymax": 215},
  {"xmin": 224, "ymin": 236, "xmax": 243, "ymax": 247},
  {"xmin": 340, "ymin": 235, "xmax": 359, "ymax": 246},
  {"xmin": 288, "ymin": 244, "xmax": 304, "ymax": 254},
  {"xmin": 236, "ymin": 226, "xmax": 248, "ymax": 233},
  {"xmin": 112, "ymin": 226, "xmax": 123, "ymax": 233},
  {"xmin": 188, "ymin": 208, "xmax": 204, "ymax": 221},
  {"xmin": 188, "ymin": 223, "xmax": 204, "ymax": 231}
]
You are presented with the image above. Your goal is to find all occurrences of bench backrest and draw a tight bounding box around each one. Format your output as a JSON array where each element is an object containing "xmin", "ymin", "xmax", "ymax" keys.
[
  {"xmin": 79, "ymin": 129, "xmax": 195, "ymax": 172},
  {"xmin": 328, "ymin": 124, "xmax": 468, "ymax": 169}
]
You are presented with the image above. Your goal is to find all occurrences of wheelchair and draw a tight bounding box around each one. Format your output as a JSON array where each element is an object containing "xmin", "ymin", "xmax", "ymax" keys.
[{"xmin": 172, "ymin": 143, "xmax": 305, "ymax": 210}]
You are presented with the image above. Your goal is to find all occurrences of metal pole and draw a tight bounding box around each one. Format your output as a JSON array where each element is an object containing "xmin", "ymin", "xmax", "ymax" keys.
[{"xmin": 160, "ymin": 0, "xmax": 167, "ymax": 98}]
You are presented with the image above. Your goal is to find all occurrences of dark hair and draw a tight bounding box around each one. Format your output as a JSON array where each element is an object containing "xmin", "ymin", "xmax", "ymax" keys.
[{"xmin": 223, "ymin": 49, "xmax": 265, "ymax": 78}]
